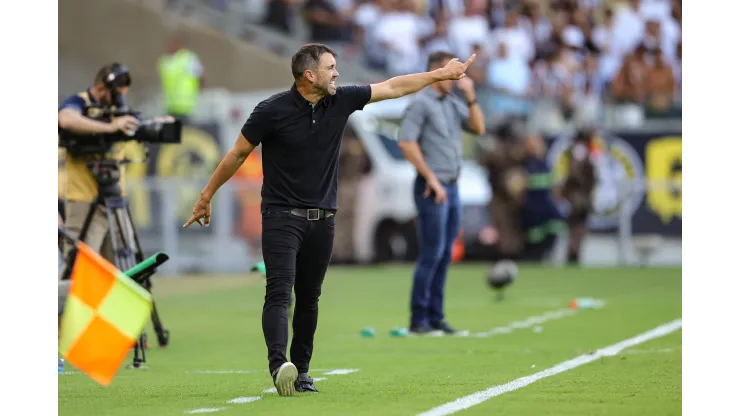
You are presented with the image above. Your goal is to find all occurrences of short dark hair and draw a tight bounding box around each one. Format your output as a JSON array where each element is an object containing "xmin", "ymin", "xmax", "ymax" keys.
[
  {"xmin": 291, "ymin": 43, "xmax": 337, "ymax": 80},
  {"xmin": 427, "ymin": 51, "xmax": 456, "ymax": 71}
]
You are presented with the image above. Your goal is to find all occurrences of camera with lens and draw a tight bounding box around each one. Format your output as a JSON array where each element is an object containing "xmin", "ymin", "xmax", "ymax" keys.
[{"xmin": 58, "ymin": 64, "xmax": 182, "ymax": 158}]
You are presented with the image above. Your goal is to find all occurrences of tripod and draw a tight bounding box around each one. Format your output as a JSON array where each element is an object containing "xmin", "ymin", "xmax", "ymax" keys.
[{"xmin": 61, "ymin": 159, "xmax": 170, "ymax": 369}]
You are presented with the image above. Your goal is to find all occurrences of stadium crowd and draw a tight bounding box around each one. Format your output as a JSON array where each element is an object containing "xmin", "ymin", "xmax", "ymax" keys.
[{"xmin": 259, "ymin": 0, "xmax": 681, "ymax": 120}]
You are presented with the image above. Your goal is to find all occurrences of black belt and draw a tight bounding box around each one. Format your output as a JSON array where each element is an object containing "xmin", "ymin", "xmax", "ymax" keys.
[{"xmin": 288, "ymin": 208, "xmax": 335, "ymax": 221}]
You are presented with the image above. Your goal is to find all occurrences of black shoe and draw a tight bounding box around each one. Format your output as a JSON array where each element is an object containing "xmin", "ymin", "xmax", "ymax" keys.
[
  {"xmin": 409, "ymin": 326, "xmax": 444, "ymax": 336},
  {"xmin": 295, "ymin": 373, "xmax": 319, "ymax": 393},
  {"xmin": 430, "ymin": 321, "xmax": 457, "ymax": 335}
]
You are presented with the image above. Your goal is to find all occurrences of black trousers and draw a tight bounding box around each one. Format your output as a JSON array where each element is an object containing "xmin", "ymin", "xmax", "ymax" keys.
[{"xmin": 261, "ymin": 210, "xmax": 335, "ymax": 375}]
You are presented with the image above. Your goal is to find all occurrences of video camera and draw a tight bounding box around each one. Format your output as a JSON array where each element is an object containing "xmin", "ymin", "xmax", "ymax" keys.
[{"xmin": 58, "ymin": 64, "xmax": 182, "ymax": 157}]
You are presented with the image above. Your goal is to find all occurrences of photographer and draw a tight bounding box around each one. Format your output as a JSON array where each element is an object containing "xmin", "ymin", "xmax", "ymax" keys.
[
  {"xmin": 57, "ymin": 63, "xmax": 171, "ymax": 316},
  {"xmin": 57, "ymin": 63, "xmax": 139, "ymax": 273}
]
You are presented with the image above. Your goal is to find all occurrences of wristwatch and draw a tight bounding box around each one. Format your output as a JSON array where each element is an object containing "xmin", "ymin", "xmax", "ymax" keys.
[{"xmin": 467, "ymin": 99, "xmax": 477, "ymax": 107}]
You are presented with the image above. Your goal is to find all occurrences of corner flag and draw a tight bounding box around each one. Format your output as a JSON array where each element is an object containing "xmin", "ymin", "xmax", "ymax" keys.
[{"xmin": 59, "ymin": 241, "xmax": 153, "ymax": 386}]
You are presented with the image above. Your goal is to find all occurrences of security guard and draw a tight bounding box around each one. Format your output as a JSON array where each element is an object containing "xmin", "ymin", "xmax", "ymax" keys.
[
  {"xmin": 158, "ymin": 34, "xmax": 205, "ymax": 122},
  {"xmin": 521, "ymin": 134, "xmax": 565, "ymax": 260},
  {"xmin": 561, "ymin": 128, "xmax": 597, "ymax": 265}
]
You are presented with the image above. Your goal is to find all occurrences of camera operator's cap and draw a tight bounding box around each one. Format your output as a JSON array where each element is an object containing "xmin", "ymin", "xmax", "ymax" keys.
[{"xmin": 105, "ymin": 64, "xmax": 132, "ymax": 88}]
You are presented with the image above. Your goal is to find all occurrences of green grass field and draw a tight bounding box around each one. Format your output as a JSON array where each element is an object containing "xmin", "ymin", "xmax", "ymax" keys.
[{"xmin": 58, "ymin": 264, "xmax": 682, "ymax": 416}]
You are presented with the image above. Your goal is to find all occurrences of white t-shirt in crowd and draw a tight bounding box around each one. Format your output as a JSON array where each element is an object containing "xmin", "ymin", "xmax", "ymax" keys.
[
  {"xmin": 592, "ymin": 24, "xmax": 625, "ymax": 82},
  {"xmin": 373, "ymin": 11, "xmax": 427, "ymax": 75},
  {"xmin": 355, "ymin": 3, "xmax": 385, "ymax": 64},
  {"xmin": 613, "ymin": 4, "xmax": 645, "ymax": 55},
  {"xmin": 487, "ymin": 26, "xmax": 535, "ymax": 64},
  {"xmin": 487, "ymin": 56, "xmax": 531, "ymax": 96},
  {"xmin": 447, "ymin": 14, "xmax": 489, "ymax": 60}
]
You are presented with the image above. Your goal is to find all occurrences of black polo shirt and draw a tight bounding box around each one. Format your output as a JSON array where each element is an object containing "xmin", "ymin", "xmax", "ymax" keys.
[{"xmin": 241, "ymin": 83, "xmax": 372, "ymax": 211}]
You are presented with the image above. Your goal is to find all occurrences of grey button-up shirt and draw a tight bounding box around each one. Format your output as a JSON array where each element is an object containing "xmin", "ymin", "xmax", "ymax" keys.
[{"xmin": 398, "ymin": 88, "xmax": 472, "ymax": 182}]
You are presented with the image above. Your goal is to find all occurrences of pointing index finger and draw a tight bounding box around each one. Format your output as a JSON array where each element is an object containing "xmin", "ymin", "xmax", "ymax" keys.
[{"xmin": 464, "ymin": 54, "xmax": 477, "ymax": 68}]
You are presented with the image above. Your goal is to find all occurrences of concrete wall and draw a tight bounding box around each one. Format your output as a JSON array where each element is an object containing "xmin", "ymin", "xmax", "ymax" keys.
[{"xmin": 59, "ymin": 0, "xmax": 293, "ymax": 104}]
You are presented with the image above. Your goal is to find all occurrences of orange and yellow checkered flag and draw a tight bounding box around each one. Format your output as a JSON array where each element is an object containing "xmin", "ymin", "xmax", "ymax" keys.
[{"xmin": 59, "ymin": 242, "xmax": 153, "ymax": 386}]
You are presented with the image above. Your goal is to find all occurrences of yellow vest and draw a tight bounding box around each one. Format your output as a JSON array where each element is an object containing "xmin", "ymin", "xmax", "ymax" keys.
[
  {"xmin": 158, "ymin": 49, "xmax": 200, "ymax": 116},
  {"xmin": 61, "ymin": 91, "xmax": 128, "ymax": 203}
]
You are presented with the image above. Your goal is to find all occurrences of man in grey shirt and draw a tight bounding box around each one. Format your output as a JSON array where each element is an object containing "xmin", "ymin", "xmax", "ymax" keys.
[{"xmin": 397, "ymin": 51, "xmax": 485, "ymax": 335}]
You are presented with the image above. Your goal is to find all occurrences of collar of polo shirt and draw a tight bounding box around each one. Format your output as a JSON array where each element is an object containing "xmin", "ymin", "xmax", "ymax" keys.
[
  {"xmin": 290, "ymin": 83, "xmax": 330, "ymax": 108},
  {"xmin": 424, "ymin": 87, "xmax": 448, "ymax": 101}
]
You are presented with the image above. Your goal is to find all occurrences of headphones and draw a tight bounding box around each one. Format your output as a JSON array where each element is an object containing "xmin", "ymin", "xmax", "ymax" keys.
[{"xmin": 104, "ymin": 63, "xmax": 132, "ymax": 90}]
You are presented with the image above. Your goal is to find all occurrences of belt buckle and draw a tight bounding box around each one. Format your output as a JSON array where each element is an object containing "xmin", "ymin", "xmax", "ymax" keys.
[{"xmin": 306, "ymin": 209, "xmax": 320, "ymax": 221}]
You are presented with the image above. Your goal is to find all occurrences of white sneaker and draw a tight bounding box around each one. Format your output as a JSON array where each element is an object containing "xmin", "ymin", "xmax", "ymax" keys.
[{"xmin": 272, "ymin": 362, "xmax": 298, "ymax": 397}]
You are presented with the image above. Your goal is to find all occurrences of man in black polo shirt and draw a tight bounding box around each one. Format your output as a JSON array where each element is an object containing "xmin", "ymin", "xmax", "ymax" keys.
[{"xmin": 184, "ymin": 43, "xmax": 475, "ymax": 396}]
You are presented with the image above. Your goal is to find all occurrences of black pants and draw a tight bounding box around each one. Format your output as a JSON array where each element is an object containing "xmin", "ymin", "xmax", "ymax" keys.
[{"xmin": 261, "ymin": 210, "xmax": 335, "ymax": 375}]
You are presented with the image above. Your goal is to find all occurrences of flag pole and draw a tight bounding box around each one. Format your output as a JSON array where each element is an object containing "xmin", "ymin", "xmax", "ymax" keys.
[{"xmin": 58, "ymin": 226, "xmax": 170, "ymax": 281}]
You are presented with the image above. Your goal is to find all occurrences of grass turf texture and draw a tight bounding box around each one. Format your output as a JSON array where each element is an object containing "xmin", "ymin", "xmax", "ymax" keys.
[{"xmin": 58, "ymin": 264, "xmax": 681, "ymax": 416}]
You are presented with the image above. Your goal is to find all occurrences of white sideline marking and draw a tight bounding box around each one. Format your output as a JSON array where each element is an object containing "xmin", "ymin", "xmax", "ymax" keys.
[
  {"xmin": 227, "ymin": 396, "xmax": 261, "ymax": 404},
  {"xmin": 323, "ymin": 369, "xmax": 359, "ymax": 375},
  {"xmin": 184, "ymin": 368, "xmax": 361, "ymax": 413},
  {"xmin": 473, "ymin": 307, "xmax": 587, "ymax": 338},
  {"xmin": 184, "ymin": 408, "xmax": 227, "ymax": 414},
  {"xmin": 187, "ymin": 368, "xmax": 332, "ymax": 375},
  {"xmin": 417, "ymin": 319, "xmax": 682, "ymax": 416}
]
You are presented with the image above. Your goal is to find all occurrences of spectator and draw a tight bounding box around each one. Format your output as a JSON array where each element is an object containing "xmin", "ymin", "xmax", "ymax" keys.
[
  {"xmin": 486, "ymin": 42, "xmax": 531, "ymax": 116},
  {"xmin": 354, "ymin": 0, "xmax": 393, "ymax": 71},
  {"xmin": 487, "ymin": 42, "xmax": 531, "ymax": 97},
  {"xmin": 612, "ymin": 0, "xmax": 645, "ymax": 57},
  {"xmin": 447, "ymin": 0, "xmax": 489, "ymax": 62},
  {"xmin": 572, "ymin": 51, "xmax": 603, "ymax": 124},
  {"xmin": 262, "ymin": 0, "xmax": 300, "ymax": 35},
  {"xmin": 466, "ymin": 43, "xmax": 489, "ymax": 86},
  {"xmin": 487, "ymin": 8, "xmax": 535, "ymax": 65},
  {"xmin": 611, "ymin": 45, "xmax": 649, "ymax": 105},
  {"xmin": 642, "ymin": 15, "xmax": 679, "ymax": 65},
  {"xmin": 419, "ymin": 16, "xmax": 455, "ymax": 70},
  {"xmin": 304, "ymin": 0, "xmax": 352, "ymax": 43},
  {"xmin": 247, "ymin": 0, "xmax": 683, "ymax": 125},
  {"xmin": 645, "ymin": 48, "xmax": 675, "ymax": 116},
  {"xmin": 591, "ymin": 8, "xmax": 623, "ymax": 87},
  {"xmin": 673, "ymin": 42, "xmax": 681, "ymax": 105},
  {"xmin": 371, "ymin": 0, "xmax": 429, "ymax": 75},
  {"xmin": 485, "ymin": 0, "xmax": 507, "ymax": 30},
  {"xmin": 428, "ymin": 0, "xmax": 466, "ymax": 20},
  {"xmin": 520, "ymin": 1, "xmax": 552, "ymax": 53},
  {"xmin": 530, "ymin": 53, "xmax": 559, "ymax": 100}
]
